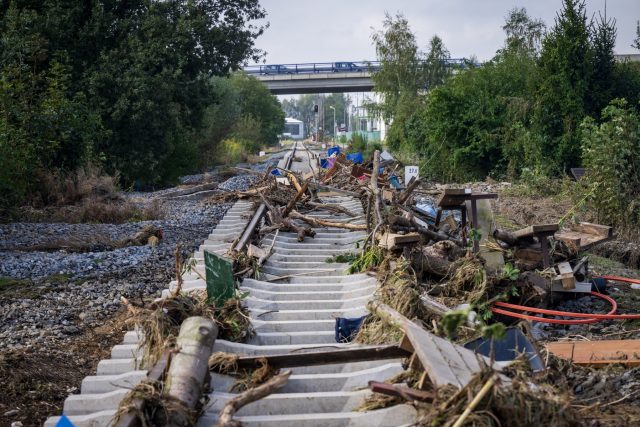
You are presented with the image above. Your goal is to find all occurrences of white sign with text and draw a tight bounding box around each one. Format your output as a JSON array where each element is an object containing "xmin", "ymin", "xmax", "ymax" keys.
[{"xmin": 405, "ymin": 166, "xmax": 419, "ymax": 185}]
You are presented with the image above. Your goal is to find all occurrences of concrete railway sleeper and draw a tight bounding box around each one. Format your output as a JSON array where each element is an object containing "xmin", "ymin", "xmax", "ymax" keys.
[{"xmin": 45, "ymin": 143, "xmax": 417, "ymax": 426}]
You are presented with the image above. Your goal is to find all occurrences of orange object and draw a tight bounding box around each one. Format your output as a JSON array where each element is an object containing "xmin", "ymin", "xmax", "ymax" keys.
[{"xmin": 546, "ymin": 340, "xmax": 640, "ymax": 366}]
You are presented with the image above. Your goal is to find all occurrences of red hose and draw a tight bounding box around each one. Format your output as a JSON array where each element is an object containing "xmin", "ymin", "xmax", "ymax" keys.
[
  {"xmin": 594, "ymin": 275, "xmax": 640, "ymax": 285},
  {"xmin": 491, "ymin": 292, "xmax": 618, "ymax": 324},
  {"xmin": 491, "ymin": 275, "xmax": 640, "ymax": 324}
]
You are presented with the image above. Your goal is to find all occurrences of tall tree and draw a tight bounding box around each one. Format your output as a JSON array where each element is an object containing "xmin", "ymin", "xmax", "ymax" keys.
[
  {"xmin": 502, "ymin": 7, "xmax": 546, "ymax": 54},
  {"xmin": 371, "ymin": 12, "xmax": 423, "ymax": 121},
  {"xmin": 534, "ymin": 0, "xmax": 593, "ymax": 173},
  {"xmin": 633, "ymin": 21, "xmax": 640, "ymax": 50},
  {"xmin": 589, "ymin": 11, "xmax": 617, "ymax": 117},
  {"xmin": 424, "ymin": 35, "xmax": 451, "ymax": 89}
]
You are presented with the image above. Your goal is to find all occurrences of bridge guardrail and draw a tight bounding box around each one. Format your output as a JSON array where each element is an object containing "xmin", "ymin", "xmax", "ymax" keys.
[{"xmin": 243, "ymin": 59, "xmax": 479, "ymax": 75}]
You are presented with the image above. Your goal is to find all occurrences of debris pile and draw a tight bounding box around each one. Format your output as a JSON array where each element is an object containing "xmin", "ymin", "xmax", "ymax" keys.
[
  {"xmin": 214, "ymin": 143, "xmax": 640, "ymax": 426},
  {"xmin": 112, "ymin": 142, "xmax": 640, "ymax": 426}
]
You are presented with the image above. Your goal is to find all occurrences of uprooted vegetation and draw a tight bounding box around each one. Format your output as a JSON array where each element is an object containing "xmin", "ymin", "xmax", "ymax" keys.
[{"xmin": 7, "ymin": 166, "xmax": 164, "ymax": 224}]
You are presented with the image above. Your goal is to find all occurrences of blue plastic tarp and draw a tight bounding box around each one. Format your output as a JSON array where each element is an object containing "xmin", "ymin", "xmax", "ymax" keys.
[
  {"xmin": 346, "ymin": 152, "xmax": 364, "ymax": 164},
  {"xmin": 327, "ymin": 146, "xmax": 341, "ymax": 157},
  {"xmin": 270, "ymin": 169, "xmax": 282, "ymax": 176},
  {"xmin": 335, "ymin": 316, "xmax": 367, "ymax": 343}
]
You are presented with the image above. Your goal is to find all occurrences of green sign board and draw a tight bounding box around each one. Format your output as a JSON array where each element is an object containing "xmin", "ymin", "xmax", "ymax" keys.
[{"xmin": 204, "ymin": 250, "xmax": 235, "ymax": 306}]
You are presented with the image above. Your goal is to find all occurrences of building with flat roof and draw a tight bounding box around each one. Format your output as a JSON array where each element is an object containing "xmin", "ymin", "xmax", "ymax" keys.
[{"xmin": 283, "ymin": 117, "xmax": 304, "ymax": 140}]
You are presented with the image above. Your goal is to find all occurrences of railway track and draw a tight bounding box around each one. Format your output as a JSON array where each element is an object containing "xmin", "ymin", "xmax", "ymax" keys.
[{"xmin": 45, "ymin": 142, "xmax": 416, "ymax": 426}]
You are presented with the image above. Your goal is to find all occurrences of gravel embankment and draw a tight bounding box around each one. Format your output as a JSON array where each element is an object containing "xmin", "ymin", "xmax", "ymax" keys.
[{"xmin": 0, "ymin": 174, "xmax": 253, "ymax": 351}]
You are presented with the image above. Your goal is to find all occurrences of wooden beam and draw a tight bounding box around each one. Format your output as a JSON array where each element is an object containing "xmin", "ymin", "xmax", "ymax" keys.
[
  {"xmin": 369, "ymin": 302, "xmax": 502, "ymax": 389},
  {"xmin": 512, "ymin": 224, "xmax": 559, "ymax": 239},
  {"xmin": 546, "ymin": 340, "xmax": 640, "ymax": 366},
  {"xmin": 227, "ymin": 345, "xmax": 412, "ymax": 371},
  {"xmin": 368, "ymin": 381, "xmax": 435, "ymax": 402}
]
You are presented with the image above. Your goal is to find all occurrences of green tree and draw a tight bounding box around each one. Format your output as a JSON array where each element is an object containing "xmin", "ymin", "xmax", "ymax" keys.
[
  {"xmin": 371, "ymin": 12, "xmax": 423, "ymax": 108},
  {"xmin": 589, "ymin": 12, "xmax": 617, "ymax": 117},
  {"xmin": 534, "ymin": 0, "xmax": 593, "ymax": 173},
  {"xmin": 581, "ymin": 99, "xmax": 640, "ymax": 231},
  {"xmin": 424, "ymin": 35, "xmax": 451, "ymax": 89},
  {"xmin": 502, "ymin": 7, "xmax": 546, "ymax": 54},
  {"xmin": 633, "ymin": 20, "xmax": 640, "ymax": 50},
  {"xmin": 230, "ymin": 72, "xmax": 284, "ymax": 147}
]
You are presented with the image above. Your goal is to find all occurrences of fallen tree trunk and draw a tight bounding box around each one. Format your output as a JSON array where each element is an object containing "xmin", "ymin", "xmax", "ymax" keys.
[
  {"xmin": 282, "ymin": 181, "xmax": 309, "ymax": 218},
  {"xmin": 492, "ymin": 228, "xmax": 518, "ymax": 246},
  {"xmin": 216, "ymin": 371, "xmax": 292, "ymax": 427},
  {"xmin": 410, "ymin": 248, "xmax": 453, "ymax": 278},
  {"xmin": 165, "ymin": 317, "xmax": 217, "ymax": 425},
  {"xmin": 289, "ymin": 211, "xmax": 367, "ymax": 231}
]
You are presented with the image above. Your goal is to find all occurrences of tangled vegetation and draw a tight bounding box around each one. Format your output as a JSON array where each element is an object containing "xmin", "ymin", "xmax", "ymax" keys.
[{"xmin": 0, "ymin": 1, "xmax": 283, "ymax": 218}]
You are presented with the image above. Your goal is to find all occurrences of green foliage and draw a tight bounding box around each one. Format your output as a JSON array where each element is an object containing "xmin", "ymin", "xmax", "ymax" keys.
[
  {"xmin": 326, "ymin": 253, "xmax": 359, "ymax": 264},
  {"xmin": 480, "ymin": 322, "xmax": 507, "ymax": 341},
  {"xmin": 501, "ymin": 7, "xmax": 546, "ymax": 53},
  {"xmin": 350, "ymin": 133, "xmax": 369, "ymax": 152},
  {"xmin": 441, "ymin": 308, "xmax": 470, "ymax": 339},
  {"xmin": 374, "ymin": 2, "xmax": 640, "ymax": 187},
  {"xmin": 501, "ymin": 263, "xmax": 520, "ymax": 281},
  {"xmin": 0, "ymin": 0, "xmax": 268, "ymax": 212},
  {"xmin": 580, "ymin": 99, "xmax": 640, "ymax": 232},
  {"xmin": 348, "ymin": 246, "xmax": 384, "ymax": 274}
]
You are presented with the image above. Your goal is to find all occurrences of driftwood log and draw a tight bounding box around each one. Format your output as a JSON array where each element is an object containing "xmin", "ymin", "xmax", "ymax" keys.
[
  {"xmin": 165, "ymin": 317, "xmax": 217, "ymax": 425},
  {"xmin": 216, "ymin": 371, "xmax": 292, "ymax": 427},
  {"xmin": 289, "ymin": 211, "xmax": 367, "ymax": 231},
  {"xmin": 492, "ymin": 228, "xmax": 519, "ymax": 246},
  {"xmin": 410, "ymin": 248, "xmax": 453, "ymax": 278},
  {"xmin": 260, "ymin": 194, "xmax": 315, "ymax": 242}
]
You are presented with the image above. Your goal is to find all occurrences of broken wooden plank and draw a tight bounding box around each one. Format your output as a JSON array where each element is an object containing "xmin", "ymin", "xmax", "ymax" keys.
[
  {"xmin": 512, "ymin": 224, "xmax": 559, "ymax": 239},
  {"xmin": 378, "ymin": 232, "xmax": 421, "ymax": 250},
  {"xmin": 370, "ymin": 302, "xmax": 498, "ymax": 389},
  {"xmin": 546, "ymin": 340, "xmax": 640, "ymax": 366},
  {"xmin": 114, "ymin": 350, "xmax": 172, "ymax": 427},
  {"xmin": 573, "ymin": 222, "xmax": 612, "ymax": 239},
  {"xmin": 368, "ymin": 381, "xmax": 435, "ymax": 402},
  {"xmin": 228, "ymin": 345, "xmax": 411, "ymax": 370},
  {"xmin": 556, "ymin": 262, "xmax": 576, "ymax": 290}
]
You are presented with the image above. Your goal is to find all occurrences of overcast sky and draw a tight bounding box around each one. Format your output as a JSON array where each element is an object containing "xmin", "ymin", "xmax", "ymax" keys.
[{"xmin": 253, "ymin": 0, "xmax": 640, "ymax": 64}]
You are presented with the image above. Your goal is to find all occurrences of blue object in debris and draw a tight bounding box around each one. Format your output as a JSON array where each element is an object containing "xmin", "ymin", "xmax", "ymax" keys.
[
  {"xmin": 320, "ymin": 158, "xmax": 330, "ymax": 169},
  {"xmin": 464, "ymin": 327, "xmax": 544, "ymax": 372},
  {"xmin": 328, "ymin": 146, "xmax": 341, "ymax": 157},
  {"xmin": 346, "ymin": 152, "xmax": 364, "ymax": 164},
  {"xmin": 591, "ymin": 277, "xmax": 608, "ymax": 294},
  {"xmin": 270, "ymin": 169, "xmax": 282, "ymax": 176},
  {"xmin": 389, "ymin": 175, "xmax": 402, "ymax": 189},
  {"xmin": 335, "ymin": 316, "xmax": 367, "ymax": 343},
  {"xmin": 56, "ymin": 416, "xmax": 75, "ymax": 427}
]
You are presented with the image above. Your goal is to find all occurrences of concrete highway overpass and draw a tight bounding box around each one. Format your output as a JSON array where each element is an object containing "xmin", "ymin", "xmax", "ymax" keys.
[{"xmin": 254, "ymin": 71, "xmax": 373, "ymax": 94}]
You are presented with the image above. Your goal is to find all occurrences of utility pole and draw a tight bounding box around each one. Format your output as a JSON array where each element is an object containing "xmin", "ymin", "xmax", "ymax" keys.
[{"xmin": 329, "ymin": 106, "xmax": 336, "ymax": 145}]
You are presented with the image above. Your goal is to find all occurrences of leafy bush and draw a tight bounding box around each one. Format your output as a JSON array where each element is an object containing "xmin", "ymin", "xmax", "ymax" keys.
[
  {"xmin": 580, "ymin": 99, "xmax": 640, "ymax": 234},
  {"xmin": 350, "ymin": 133, "xmax": 369, "ymax": 152},
  {"xmin": 218, "ymin": 139, "xmax": 247, "ymax": 165}
]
